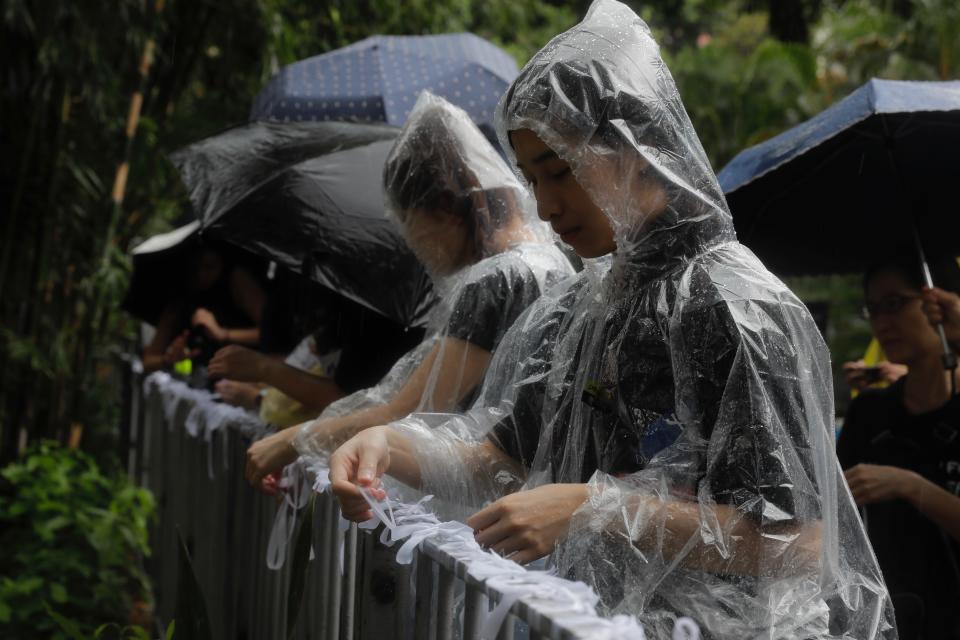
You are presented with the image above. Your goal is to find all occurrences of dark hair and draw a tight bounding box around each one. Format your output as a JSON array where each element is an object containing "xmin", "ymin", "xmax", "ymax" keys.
[
  {"xmin": 384, "ymin": 108, "xmax": 521, "ymax": 259},
  {"xmin": 864, "ymin": 249, "xmax": 960, "ymax": 294}
]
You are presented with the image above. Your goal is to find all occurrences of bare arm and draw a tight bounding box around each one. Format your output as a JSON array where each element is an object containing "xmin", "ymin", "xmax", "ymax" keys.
[
  {"xmin": 624, "ymin": 494, "xmax": 822, "ymax": 576},
  {"xmin": 299, "ymin": 337, "xmax": 492, "ymax": 451},
  {"xmin": 223, "ymin": 327, "xmax": 260, "ymax": 346},
  {"xmin": 142, "ymin": 306, "xmax": 181, "ymax": 372},
  {"xmin": 846, "ymin": 463, "xmax": 960, "ymax": 543},
  {"xmin": 258, "ymin": 357, "xmax": 346, "ymax": 412},
  {"xmin": 209, "ymin": 344, "xmax": 346, "ymax": 411},
  {"xmin": 904, "ymin": 472, "xmax": 960, "ymax": 544},
  {"xmin": 331, "ymin": 427, "xmax": 521, "ymax": 521},
  {"xmin": 470, "ymin": 478, "xmax": 821, "ymax": 574},
  {"xmin": 191, "ymin": 267, "xmax": 264, "ymax": 348}
]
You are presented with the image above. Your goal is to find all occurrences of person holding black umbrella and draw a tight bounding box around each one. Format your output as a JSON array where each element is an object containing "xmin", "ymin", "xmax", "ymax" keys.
[
  {"xmin": 838, "ymin": 252, "xmax": 960, "ymax": 639},
  {"xmin": 243, "ymin": 92, "xmax": 573, "ymax": 489},
  {"xmin": 141, "ymin": 242, "xmax": 267, "ymax": 373}
]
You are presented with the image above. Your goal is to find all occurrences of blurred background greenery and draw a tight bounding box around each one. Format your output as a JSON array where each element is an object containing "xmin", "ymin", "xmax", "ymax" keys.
[{"xmin": 2, "ymin": 0, "xmax": 958, "ymax": 461}]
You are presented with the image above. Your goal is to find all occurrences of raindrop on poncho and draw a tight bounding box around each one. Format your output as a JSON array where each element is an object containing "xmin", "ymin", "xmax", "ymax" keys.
[
  {"xmin": 378, "ymin": 3, "xmax": 897, "ymax": 638},
  {"xmin": 293, "ymin": 92, "xmax": 574, "ymax": 459}
]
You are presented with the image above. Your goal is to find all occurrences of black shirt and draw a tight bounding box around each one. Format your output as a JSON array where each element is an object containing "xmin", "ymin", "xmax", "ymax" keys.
[
  {"xmin": 445, "ymin": 247, "xmax": 567, "ymax": 353},
  {"xmin": 332, "ymin": 314, "xmax": 424, "ymax": 395},
  {"xmin": 487, "ymin": 263, "xmax": 819, "ymax": 526},
  {"xmin": 838, "ymin": 380, "xmax": 960, "ymax": 640}
]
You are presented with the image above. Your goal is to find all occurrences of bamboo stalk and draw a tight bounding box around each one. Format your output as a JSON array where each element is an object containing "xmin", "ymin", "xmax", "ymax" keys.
[{"xmin": 72, "ymin": 0, "xmax": 166, "ymax": 440}]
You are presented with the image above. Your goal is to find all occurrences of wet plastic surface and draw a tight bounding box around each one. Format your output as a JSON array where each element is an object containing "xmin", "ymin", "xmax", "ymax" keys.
[
  {"xmin": 376, "ymin": 2, "xmax": 897, "ymax": 637},
  {"xmin": 171, "ymin": 120, "xmax": 436, "ymax": 328}
]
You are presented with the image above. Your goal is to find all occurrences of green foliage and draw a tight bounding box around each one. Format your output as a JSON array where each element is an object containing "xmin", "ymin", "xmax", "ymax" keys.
[
  {"xmin": 0, "ymin": 443, "xmax": 155, "ymax": 639},
  {"xmin": 669, "ymin": 12, "xmax": 818, "ymax": 167},
  {"xmin": 258, "ymin": 0, "xmax": 578, "ymax": 70}
]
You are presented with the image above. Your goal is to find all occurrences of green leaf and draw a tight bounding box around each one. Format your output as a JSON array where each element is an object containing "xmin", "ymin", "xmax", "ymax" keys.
[
  {"xmin": 50, "ymin": 583, "xmax": 68, "ymax": 603},
  {"xmin": 165, "ymin": 620, "xmax": 176, "ymax": 640},
  {"xmin": 45, "ymin": 604, "xmax": 87, "ymax": 640},
  {"xmin": 286, "ymin": 495, "xmax": 316, "ymax": 640},
  {"xmin": 0, "ymin": 601, "xmax": 11, "ymax": 623},
  {"xmin": 93, "ymin": 622, "xmax": 122, "ymax": 637}
]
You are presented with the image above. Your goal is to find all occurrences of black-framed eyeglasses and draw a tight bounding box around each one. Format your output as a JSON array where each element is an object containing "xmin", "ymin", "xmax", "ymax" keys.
[{"xmin": 862, "ymin": 293, "xmax": 921, "ymax": 320}]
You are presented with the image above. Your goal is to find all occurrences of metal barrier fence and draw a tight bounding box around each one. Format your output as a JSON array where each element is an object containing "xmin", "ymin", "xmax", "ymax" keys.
[{"xmin": 127, "ymin": 370, "xmax": 693, "ymax": 640}]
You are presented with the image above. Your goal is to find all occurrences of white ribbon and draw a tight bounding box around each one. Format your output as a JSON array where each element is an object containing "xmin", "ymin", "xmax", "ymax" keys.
[
  {"xmin": 355, "ymin": 486, "xmax": 658, "ymax": 640},
  {"xmin": 265, "ymin": 462, "xmax": 312, "ymax": 570},
  {"xmin": 673, "ymin": 617, "xmax": 701, "ymax": 640},
  {"xmin": 134, "ymin": 385, "xmax": 702, "ymax": 640}
]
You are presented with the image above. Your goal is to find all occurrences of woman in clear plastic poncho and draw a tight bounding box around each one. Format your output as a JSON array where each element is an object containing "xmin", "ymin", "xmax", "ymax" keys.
[
  {"xmin": 244, "ymin": 92, "xmax": 573, "ymax": 486},
  {"xmin": 328, "ymin": 2, "xmax": 896, "ymax": 638}
]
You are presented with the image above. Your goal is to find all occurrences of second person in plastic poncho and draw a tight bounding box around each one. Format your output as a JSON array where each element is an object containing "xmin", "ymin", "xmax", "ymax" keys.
[
  {"xmin": 244, "ymin": 92, "xmax": 573, "ymax": 488},
  {"xmin": 329, "ymin": 2, "xmax": 897, "ymax": 638}
]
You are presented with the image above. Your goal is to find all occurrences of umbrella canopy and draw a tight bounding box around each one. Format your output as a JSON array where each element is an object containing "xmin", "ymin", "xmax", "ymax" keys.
[
  {"xmin": 718, "ymin": 78, "xmax": 960, "ymax": 276},
  {"xmin": 169, "ymin": 120, "xmax": 435, "ymax": 328},
  {"xmin": 250, "ymin": 33, "xmax": 518, "ymax": 144}
]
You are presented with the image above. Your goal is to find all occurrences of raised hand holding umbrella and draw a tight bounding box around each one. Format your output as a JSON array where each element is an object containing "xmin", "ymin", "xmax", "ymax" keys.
[{"xmin": 719, "ymin": 78, "xmax": 960, "ymax": 390}]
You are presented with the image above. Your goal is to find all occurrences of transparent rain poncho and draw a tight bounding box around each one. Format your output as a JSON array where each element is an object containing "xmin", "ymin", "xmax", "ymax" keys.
[
  {"xmin": 292, "ymin": 92, "xmax": 573, "ymax": 459},
  {"xmin": 376, "ymin": 2, "xmax": 897, "ymax": 638}
]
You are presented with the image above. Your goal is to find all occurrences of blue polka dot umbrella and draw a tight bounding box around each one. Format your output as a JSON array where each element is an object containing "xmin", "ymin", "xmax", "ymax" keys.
[{"xmin": 250, "ymin": 33, "xmax": 519, "ymax": 146}]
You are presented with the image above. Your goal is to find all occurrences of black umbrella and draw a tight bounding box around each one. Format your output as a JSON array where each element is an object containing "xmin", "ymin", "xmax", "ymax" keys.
[
  {"xmin": 122, "ymin": 221, "xmax": 201, "ymax": 326},
  {"xmin": 719, "ymin": 78, "xmax": 960, "ymax": 277},
  {"xmin": 169, "ymin": 120, "xmax": 435, "ymax": 328},
  {"xmin": 719, "ymin": 78, "xmax": 960, "ymax": 381}
]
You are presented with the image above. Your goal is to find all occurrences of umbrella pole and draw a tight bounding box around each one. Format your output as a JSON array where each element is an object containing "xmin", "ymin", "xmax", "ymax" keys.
[{"xmin": 911, "ymin": 222, "xmax": 958, "ymax": 395}]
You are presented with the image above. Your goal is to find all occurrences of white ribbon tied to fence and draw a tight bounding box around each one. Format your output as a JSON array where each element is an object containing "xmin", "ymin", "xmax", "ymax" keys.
[{"xmin": 352, "ymin": 483, "xmax": 701, "ymax": 640}]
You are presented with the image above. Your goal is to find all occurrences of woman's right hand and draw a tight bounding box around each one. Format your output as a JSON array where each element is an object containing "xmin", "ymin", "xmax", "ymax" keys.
[
  {"xmin": 329, "ymin": 426, "xmax": 391, "ymax": 522},
  {"xmin": 245, "ymin": 427, "xmax": 300, "ymax": 488},
  {"xmin": 922, "ymin": 286, "xmax": 960, "ymax": 345}
]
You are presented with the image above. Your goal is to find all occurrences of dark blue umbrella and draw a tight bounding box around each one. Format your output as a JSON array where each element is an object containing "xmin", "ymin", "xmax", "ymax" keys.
[
  {"xmin": 250, "ymin": 33, "xmax": 518, "ymax": 144},
  {"xmin": 719, "ymin": 78, "xmax": 960, "ymax": 378},
  {"xmin": 719, "ymin": 78, "xmax": 960, "ymax": 277}
]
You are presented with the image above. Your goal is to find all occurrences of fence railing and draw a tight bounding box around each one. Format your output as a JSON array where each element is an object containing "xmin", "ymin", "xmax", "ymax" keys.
[{"xmin": 127, "ymin": 370, "xmax": 698, "ymax": 640}]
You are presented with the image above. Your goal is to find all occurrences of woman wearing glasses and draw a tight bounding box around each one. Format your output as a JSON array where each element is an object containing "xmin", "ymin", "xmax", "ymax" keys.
[{"xmin": 838, "ymin": 251, "xmax": 960, "ymax": 640}]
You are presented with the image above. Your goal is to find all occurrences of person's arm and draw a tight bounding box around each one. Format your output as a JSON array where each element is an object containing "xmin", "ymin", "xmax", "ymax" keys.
[
  {"xmin": 258, "ymin": 358, "xmax": 345, "ymax": 410},
  {"xmin": 142, "ymin": 306, "xmax": 184, "ymax": 372},
  {"xmin": 845, "ymin": 463, "xmax": 960, "ymax": 544},
  {"xmin": 214, "ymin": 379, "xmax": 263, "ymax": 410},
  {"xmin": 467, "ymin": 480, "xmax": 821, "ymax": 573},
  {"xmin": 299, "ymin": 337, "xmax": 492, "ymax": 451},
  {"xmin": 905, "ymin": 472, "xmax": 960, "ymax": 543},
  {"xmin": 209, "ymin": 344, "xmax": 346, "ymax": 410},
  {"xmin": 192, "ymin": 308, "xmax": 261, "ymax": 346},
  {"xmin": 222, "ymin": 327, "xmax": 261, "ymax": 346},
  {"xmin": 922, "ymin": 286, "xmax": 960, "ymax": 350},
  {"xmin": 626, "ymin": 494, "xmax": 821, "ymax": 576},
  {"xmin": 330, "ymin": 426, "xmax": 520, "ymax": 522}
]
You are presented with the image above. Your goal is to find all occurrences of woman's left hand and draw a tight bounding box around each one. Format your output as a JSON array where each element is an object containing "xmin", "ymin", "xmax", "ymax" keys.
[
  {"xmin": 245, "ymin": 427, "xmax": 300, "ymax": 487},
  {"xmin": 844, "ymin": 463, "xmax": 918, "ymax": 505},
  {"xmin": 467, "ymin": 484, "xmax": 588, "ymax": 565}
]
